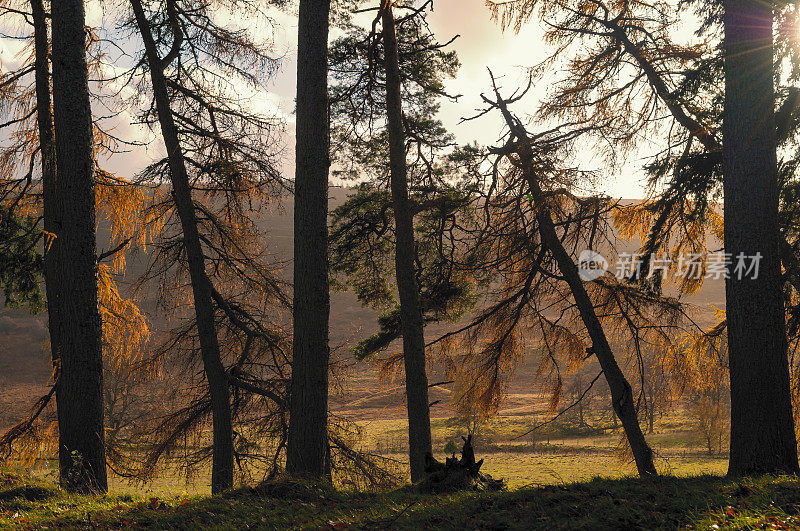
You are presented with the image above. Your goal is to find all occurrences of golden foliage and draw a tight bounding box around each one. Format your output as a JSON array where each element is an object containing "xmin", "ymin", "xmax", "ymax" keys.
[
  {"xmin": 98, "ymin": 264, "xmax": 151, "ymax": 368},
  {"xmin": 95, "ymin": 171, "xmax": 165, "ymax": 273},
  {"xmin": 613, "ymin": 199, "xmax": 723, "ymax": 295}
]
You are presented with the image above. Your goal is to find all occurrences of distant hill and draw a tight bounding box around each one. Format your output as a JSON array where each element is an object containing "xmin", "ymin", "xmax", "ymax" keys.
[{"xmin": 0, "ymin": 190, "xmax": 725, "ymax": 428}]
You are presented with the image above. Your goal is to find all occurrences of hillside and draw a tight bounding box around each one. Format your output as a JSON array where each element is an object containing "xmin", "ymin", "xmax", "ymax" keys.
[{"xmin": 0, "ymin": 191, "xmax": 726, "ymax": 430}]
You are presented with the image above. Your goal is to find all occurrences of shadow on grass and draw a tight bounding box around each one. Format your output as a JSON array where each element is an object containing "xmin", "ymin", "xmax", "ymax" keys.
[
  {"xmin": 0, "ymin": 485, "xmax": 55, "ymax": 502},
  {"xmin": 6, "ymin": 474, "xmax": 800, "ymax": 529},
  {"xmin": 0, "ymin": 473, "xmax": 58, "ymax": 513}
]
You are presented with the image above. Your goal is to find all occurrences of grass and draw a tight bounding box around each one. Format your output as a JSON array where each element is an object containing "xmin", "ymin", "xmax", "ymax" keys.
[
  {"xmin": 4, "ymin": 469, "xmax": 800, "ymax": 529},
  {"xmin": 0, "ymin": 400, "xmax": 738, "ymax": 527},
  {"xmin": 366, "ymin": 452, "xmax": 727, "ymax": 488},
  {"xmin": 4, "ymin": 406, "xmax": 726, "ymax": 496},
  {"xmin": 355, "ymin": 407, "xmax": 729, "ymax": 489}
]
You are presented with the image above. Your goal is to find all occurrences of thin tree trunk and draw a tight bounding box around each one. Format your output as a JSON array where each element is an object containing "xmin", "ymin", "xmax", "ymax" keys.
[
  {"xmin": 532, "ymin": 195, "xmax": 657, "ymax": 477},
  {"xmin": 50, "ymin": 0, "xmax": 107, "ymax": 493},
  {"xmin": 381, "ymin": 2, "xmax": 433, "ymax": 483},
  {"xmin": 130, "ymin": 0, "xmax": 234, "ymax": 493},
  {"xmin": 30, "ymin": 0, "xmax": 60, "ymax": 383},
  {"xmin": 723, "ymin": 0, "xmax": 799, "ymax": 476},
  {"xmin": 286, "ymin": 0, "xmax": 332, "ymax": 480}
]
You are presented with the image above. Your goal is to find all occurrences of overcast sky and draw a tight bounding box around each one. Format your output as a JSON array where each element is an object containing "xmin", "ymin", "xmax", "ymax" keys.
[{"xmin": 0, "ymin": 0, "xmax": 680, "ymax": 199}]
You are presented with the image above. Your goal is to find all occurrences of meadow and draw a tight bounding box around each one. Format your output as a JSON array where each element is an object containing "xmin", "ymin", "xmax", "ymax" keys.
[{"xmin": 0, "ymin": 400, "xmax": 741, "ymax": 529}]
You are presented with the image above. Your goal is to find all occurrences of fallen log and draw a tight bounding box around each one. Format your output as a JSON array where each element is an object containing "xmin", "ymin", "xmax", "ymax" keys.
[{"xmin": 417, "ymin": 434, "xmax": 505, "ymax": 492}]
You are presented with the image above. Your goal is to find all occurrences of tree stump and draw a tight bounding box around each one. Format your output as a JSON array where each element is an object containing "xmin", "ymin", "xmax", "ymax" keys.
[{"xmin": 416, "ymin": 435, "xmax": 505, "ymax": 492}]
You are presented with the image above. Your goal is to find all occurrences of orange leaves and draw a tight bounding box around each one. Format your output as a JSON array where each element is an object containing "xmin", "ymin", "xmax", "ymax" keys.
[
  {"xmin": 98, "ymin": 263, "xmax": 150, "ymax": 369},
  {"xmin": 672, "ymin": 310, "xmax": 727, "ymax": 397},
  {"xmin": 612, "ymin": 199, "xmax": 721, "ymax": 295},
  {"xmin": 95, "ymin": 170, "xmax": 165, "ymax": 273}
]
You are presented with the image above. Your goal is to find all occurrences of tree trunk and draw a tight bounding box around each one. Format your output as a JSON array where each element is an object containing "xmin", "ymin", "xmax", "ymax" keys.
[
  {"xmin": 30, "ymin": 0, "xmax": 60, "ymax": 384},
  {"xmin": 489, "ymin": 90, "xmax": 656, "ymax": 476},
  {"xmin": 532, "ymin": 195, "xmax": 657, "ymax": 477},
  {"xmin": 381, "ymin": 2, "xmax": 433, "ymax": 483},
  {"xmin": 50, "ymin": 0, "xmax": 107, "ymax": 493},
  {"xmin": 286, "ymin": 0, "xmax": 332, "ymax": 480},
  {"xmin": 130, "ymin": 0, "xmax": 234, "ymax": 493},
  {"xmin": 723, "ymin": 0, "xmax": 799, "ymax": 476},
  {"xmin": 487, "ymin": 87, "xmax": 656, "ymax": 475}
]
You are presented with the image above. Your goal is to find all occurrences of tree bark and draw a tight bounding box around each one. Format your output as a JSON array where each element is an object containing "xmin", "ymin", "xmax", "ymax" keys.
[
  {"xmin": 50, "ymin": 0, "xmax": 107, "ymax": 493},
  {"xmin": 286, "ymin": 0, "xmax": 332, "ymax": 480},
  {"xmin": 723, "ymin": 0, "xmax": 799, "ymax": 476},
  {"xmin": 130, "ymin": 0, "xmax": 234, "ymax": 493},
  {"xmin": 381, "ymin": 2, "xmax": 433, "ymax": 483}
]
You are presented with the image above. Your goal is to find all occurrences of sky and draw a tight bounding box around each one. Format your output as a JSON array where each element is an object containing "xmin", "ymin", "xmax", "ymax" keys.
[
  {"xmin": 0, "ymin": 0, "xmax": 678, "ymax": 199},
  {"xmin": 273, "ymin": 0, "xmax": 654, "ymax": 198}
]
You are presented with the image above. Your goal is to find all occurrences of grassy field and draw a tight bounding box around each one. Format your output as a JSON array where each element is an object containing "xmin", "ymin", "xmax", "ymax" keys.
[
  {"xmin": 5, "ymin": 404, "xmax": 729, "ymax": 494},
  {"xmin": 350, "ymin": 406, "xmax": 729, "ymax": 489},
  {"xmin": 0, "ymin": 402, "xmax": 740, "ymax": 528},
  {"xmin": 4, "ymin": 469, "xmax": 800, "ymax": 529}
]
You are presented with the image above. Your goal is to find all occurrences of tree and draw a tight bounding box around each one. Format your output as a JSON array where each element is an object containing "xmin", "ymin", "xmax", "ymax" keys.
[
  {"xmin": 287, "ymin": 0, "xmax": 333, "ymax": 480},
  {"xmin": 380, "ymin": 0, "xmax": 432, "ymax": 483},
  {"xmin": 425, "ymin": 74, "xmax": 696, "ymax": 477},
  {"xmin": 0, "ymin": 0, "xmax": 161, "ymax": 488},
  {"xmin": 127, "ymin": 0, "xmax": 293, "ymax": 493},
  {"xmin": 0, "ymin": 0, "xmax": 54, "ymax": 318},
  {"xmin": 641, "ymin": 351, "xmax": 671, "ymax": 434},
  {"xmin": 328, "ymin": 1, "xmax": 463, "ymax": 481},
  {"xmin": 682, "ymin": 320, "xmax": 730, "ymax": 456},
  {"xmin": 50, "ymin": 0, "xmax": 107, "ymax": 492},
  {"xmin": 30, "ymin": 0, "xmax": 61, "ymax": 413},
  {"xmin": 487, "ymin": 0, "xmax": 800, "ymax": 474},
  {"xmin": 0, "ymin": 0, "xmax": 302, "ymax": 492},
  {"xmin": 641, "ymin": 2, "xmax": 800, "ymax": 467},
  {"xmin": 488, "ymin": 80, "xmax": 656, "ymax": 475},
  {"xmin": 722, "ymin": 0, "xmax": 798, "ymax": 475},
  {"xmin": 130, "ymin": 0, "xmax": 235, "ymax": 493},
  {"xmin": 567, "ymin": 0, "xmax": 800, "ymax": 472}
]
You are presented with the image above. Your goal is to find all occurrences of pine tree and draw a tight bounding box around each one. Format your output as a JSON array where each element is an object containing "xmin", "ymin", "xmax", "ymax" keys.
[
  {"xmin": 722, "ymin": 0, "xmax": 798, "ymax": 475},
  {"xmin": 328, "ymin": 0, "xmax": 462, "ymax": 481}
]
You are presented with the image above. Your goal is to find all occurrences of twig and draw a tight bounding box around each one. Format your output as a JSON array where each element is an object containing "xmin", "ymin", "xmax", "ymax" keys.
[{"xmin": 97, "ymin": 238, "xmax": 132, "ymax": 263}]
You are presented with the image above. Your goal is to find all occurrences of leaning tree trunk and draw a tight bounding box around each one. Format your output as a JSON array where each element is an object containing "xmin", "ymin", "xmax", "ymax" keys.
[
  {"xmin": 532, "ymin": 190, "xmax": 657, "ymax": 477},
  {"xmin": 30, "ymin": 0, "xmax": 61, "ymax": 393},
  {"xmin": 723, "ymin": 0, "xmax": 799, "ymax": 476},
  {"xmin": 381, "ymin": 2, "xmax": 433, "ymax": 483},
  {"xmin": 50, "ymin": 0, "xmax": 107, "ymax": 493},
  {"xmin": 491, "ymin": 92, "xmax": 657, "ymax": 476},
  {"xmin": 286, "ymin": 0, "xmax": 332, "ymax": 480},
  {"xmin": 130, "ymin": 0, "xmax": 234, "ymax": 493}
]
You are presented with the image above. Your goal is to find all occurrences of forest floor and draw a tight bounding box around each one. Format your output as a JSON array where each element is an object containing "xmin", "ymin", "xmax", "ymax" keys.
[
  {"xmin": 1, "ymin": 405, "xmax": 743, "ymax": 528},
  {"xmin": 3, "ymin": 469, "xmax": 800, "ymax": 529}
]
